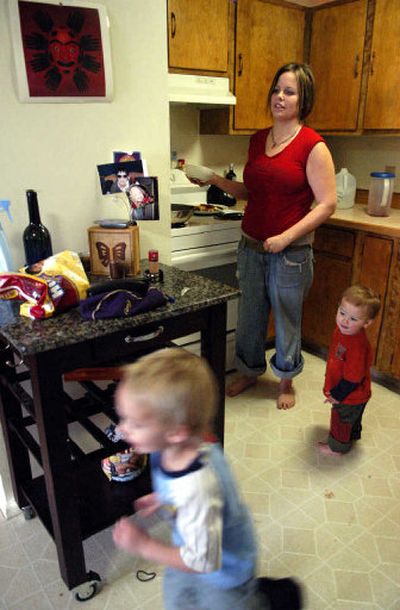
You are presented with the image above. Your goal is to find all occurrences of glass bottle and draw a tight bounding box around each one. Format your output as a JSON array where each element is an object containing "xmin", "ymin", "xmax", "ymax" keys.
[
  {"xmin": 223, "ymin": 163, "xmax": 237, "ymax": 206},
  {"xmin": 23, "ymin": 190, "xmax": 53, "ymax": 266}
]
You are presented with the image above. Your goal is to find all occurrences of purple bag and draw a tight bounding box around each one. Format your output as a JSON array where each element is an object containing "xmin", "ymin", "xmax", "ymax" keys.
[{"xmin": 79, "ymin": 287, "xmax": 168, "ymax": 320}]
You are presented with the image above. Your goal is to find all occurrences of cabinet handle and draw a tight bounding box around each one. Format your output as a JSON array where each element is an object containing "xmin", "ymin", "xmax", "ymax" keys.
[
  {"xmin": 370, "ymin": 51, "xmax": 375, "ymax": 75},
  {"xmin": 170, "ymin": 12, "xmax": 176, "ymax": 38},
  {"xmin": 353, "ymin": 54, "xmax": 360, "ymax": 78},
  {"xmin": 238, "ymin": 53, "xmax": 243, "ymax": 76},
  {"xmin": 124, "ymin": 326, "xmax": 164, "ymax": 343}
]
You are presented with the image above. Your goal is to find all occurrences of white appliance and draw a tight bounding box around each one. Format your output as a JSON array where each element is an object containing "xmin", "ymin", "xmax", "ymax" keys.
[
  {"xmin": 168, "ymin": 73, "xmax": 236, "ymax": 107},
  {"xmin": 170, "ymin": 178, "xmax": 241, "ymax": 371}
]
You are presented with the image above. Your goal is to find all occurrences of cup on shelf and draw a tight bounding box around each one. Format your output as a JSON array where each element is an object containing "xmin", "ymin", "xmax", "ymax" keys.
[{"xmin": 109, "ymin": 261, "xmax": 125, "ymax": 279}]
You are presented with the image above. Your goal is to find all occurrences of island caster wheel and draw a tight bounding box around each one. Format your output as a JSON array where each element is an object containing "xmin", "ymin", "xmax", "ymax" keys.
[
  {"xmin": 21, "ymin": 505, "xmax": 35, "ymax": 520},
  {"xmin": 74, "ymin": 572, "xmax": 101, "ymax": 602}
]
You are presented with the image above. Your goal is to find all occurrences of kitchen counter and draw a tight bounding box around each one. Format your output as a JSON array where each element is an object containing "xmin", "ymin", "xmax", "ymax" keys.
[
  {"xmin": 325, "ymin": 204, "xmax": 400, "ymax": 238},
  {"xmin": 0, "ymin": 262, "xmax": 238, "ymax": 597}
]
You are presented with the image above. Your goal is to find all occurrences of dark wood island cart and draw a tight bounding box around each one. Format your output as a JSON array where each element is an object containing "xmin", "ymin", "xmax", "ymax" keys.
[{"xmin": 0, "ymin": 264, "xmax": 238, "ymax": 600}]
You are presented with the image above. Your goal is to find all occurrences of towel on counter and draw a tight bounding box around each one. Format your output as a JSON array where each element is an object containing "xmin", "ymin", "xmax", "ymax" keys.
[{"xmin": 79, "ymin": 287, "xmax": 169, "ymax": 320}]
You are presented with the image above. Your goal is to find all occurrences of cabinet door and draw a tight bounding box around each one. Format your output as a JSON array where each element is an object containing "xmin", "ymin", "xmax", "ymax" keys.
[
  {"xmin": 307, "ymin": 0, "xmax": 367, "ymax": 131},
  {"xmin": 168, "ymin": 0, "xmax": 229, "ymax": 73},
  {"xmin": 364, "ymin": 0, "xmax": 400, "ymax": 129},
  {"xmin": 354, "ymin": 234, "xmax": 393, "ymax": 362},
  {"xmin": 376, "ymin": 239, "xmax": 400, "ymax": 375},
  {"xmin": 234, "ymin": 0, "xmax": 305, "ymax": 131},
  {"xmin": 302, "ymin": 253, "xmax": 353, "ymax": 349},
  {"xmin": 302, "ymin": 227, "xmax": 355, "ymax": 349}
]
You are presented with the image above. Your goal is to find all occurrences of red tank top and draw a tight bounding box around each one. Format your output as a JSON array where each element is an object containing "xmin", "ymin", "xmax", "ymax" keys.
[{"xmin": 242, "ymin": 126, "xmax": 324, "ymax": 241}]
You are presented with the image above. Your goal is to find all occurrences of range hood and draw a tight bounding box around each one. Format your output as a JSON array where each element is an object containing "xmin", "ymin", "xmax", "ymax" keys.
[{"xmin": 168, "ymin": 73, "xmax": 236, "ymax": 107}]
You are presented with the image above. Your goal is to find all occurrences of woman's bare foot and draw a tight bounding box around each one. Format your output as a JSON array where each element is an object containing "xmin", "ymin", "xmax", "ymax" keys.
[
  {"xmin": 317, "ymin": 442, "xmax": 342, "ymax": 456},
  {"xmin": 226, "ymin": 375, "xmax": 256, "ymax": 397},
  {"xmin": 277, "ymin": 379, "xmax": 295, "ymax": 409}
]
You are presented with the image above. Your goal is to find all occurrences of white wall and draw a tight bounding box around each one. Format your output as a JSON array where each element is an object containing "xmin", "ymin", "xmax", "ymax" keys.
[
  {"xmin": 0, "ymin": 0, "xmax": 172, "ymax": 268},
  {"xmin": 0, "ymin": 0, "xmax": 173, "ymax": 518},
  {"xmin": 326, "ymin": 136, "xmax": 400, "ymax": 192},
  {"xmin": 170, "ymin": 110, "xmax": 400, "ymax": 195},
  {"xmin": 170, "ymin": 106, "xmax": 249, "ymax": 181}
]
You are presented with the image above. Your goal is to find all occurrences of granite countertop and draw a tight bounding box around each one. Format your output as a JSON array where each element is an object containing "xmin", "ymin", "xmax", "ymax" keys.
[{"xmin": 0, "ymin": 262, "xmax": 239, "ymax": 356}]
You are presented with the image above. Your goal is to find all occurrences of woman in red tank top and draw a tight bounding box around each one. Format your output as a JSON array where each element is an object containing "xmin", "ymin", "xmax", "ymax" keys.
[{"xmin": 195, "ymin": 63, "xmax": 336, "ymax": 410}]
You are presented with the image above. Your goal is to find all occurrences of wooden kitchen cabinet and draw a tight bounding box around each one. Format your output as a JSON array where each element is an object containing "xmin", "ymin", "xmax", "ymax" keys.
[
  {"xmin": 373, "ymin": 238, "xmax": 400, "ymax": 376},
  {"xmin": 363, "ymin": 0, "xmax": 400, "ymax": 129},
  {"xmin": 302, "ymin": 226, "xmax": 355, "ymax": 349},
  {"xmin": 233, "ymin": 0, "xmax": 305, "ymax": 131},
  {"xmin": 303, "ymin": 224, "xmax": 399, "ymax": 378},
  {"xmin": 167, "ymin": 0, "xmax": 229, "ymax": 74},
  {"xmin": 200, "ymin": 0, "xmax": 306, "ymax": 134},
  {"xmin": 352, "ymin": 233, "xmax": 393, "ymax": 360},
  {"xmin": 307, "ymin": 0, "xmax": 368, "ymax": 132}
]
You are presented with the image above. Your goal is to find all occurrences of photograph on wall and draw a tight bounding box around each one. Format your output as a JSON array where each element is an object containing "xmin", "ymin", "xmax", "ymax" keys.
[
  {"xmin": 8, "ymin": 0, "xmax": 113, "ymax": 102},
  {"xmin": 127, "ymin": 177, "xmax": 159, "ymax": 221},
  {"xmin": 97, "ymin": 161, "xmax": 145, "ymax": 196}
]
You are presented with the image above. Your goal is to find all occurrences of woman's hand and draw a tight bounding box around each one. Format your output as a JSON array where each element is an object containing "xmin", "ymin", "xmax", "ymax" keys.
[
  {"xmin": 113, "ymin": 517, "xmax": 149, "ymax": 555},
  {"xmin": 263, "ymin": 233, "xmax": 290, "ymax": 254}
]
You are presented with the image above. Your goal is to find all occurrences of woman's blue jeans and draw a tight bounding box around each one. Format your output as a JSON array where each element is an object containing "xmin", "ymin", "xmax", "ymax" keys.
[{"xmin": 235, "ymin": 238, "xmax": 314, "ymax": 380}]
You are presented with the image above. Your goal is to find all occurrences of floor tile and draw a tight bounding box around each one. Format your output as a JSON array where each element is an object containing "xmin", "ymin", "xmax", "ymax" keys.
[{"xmin": 1, "ymin": 351, "xmax": 399, "ymax": 609}]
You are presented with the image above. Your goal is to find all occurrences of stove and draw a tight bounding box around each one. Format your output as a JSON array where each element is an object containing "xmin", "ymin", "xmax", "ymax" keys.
[{"xmin": 170, "ymin": 173, "xmax": 242, "ymax": 371}]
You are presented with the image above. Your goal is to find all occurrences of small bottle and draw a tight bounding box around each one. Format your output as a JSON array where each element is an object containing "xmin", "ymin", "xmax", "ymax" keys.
[
  {"xmin": 0, "ymin": 200, "xmax": 15, "ymax": 322},
  {"xmin": 23, "ymin": 190, "xmax": 53, "ymax": 266},
  {"xmin": 177, "ymin": 159, "xmax": 185, "ymax": 170},
  {"xmin": 226, "ymin": 163, "xmax": 237, "ymax": 181},
  {"xmin": 0, "ymin": 200, "xmax": 14, "ymax": 272},
  {"xmin": 148, "ymin": 249, "xmax": 159, "ymax": 275},
  {"xmin": 223, "ymin": 163, "xmax": 237, "ymax": 206},
  {"xmin": 171, "ymin": 151, "xmax": 178, "ymax": 170}
]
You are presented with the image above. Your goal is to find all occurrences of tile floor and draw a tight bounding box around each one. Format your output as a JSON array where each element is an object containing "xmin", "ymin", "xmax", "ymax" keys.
[{"xmin": 1, "ymin": 351, "xmax": 400, "ymax": 609}]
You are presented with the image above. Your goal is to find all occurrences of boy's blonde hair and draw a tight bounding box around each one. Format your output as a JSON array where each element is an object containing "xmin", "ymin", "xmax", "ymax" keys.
[
  {"xmin": 120, "ymin": 348, "xmax": 218, "ymax": 436},
  {"xmin": 342, "ymin": 284, "xmax": 381, "ymax": 320}
]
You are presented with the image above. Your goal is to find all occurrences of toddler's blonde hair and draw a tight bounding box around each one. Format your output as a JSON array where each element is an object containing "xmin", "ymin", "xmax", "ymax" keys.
[
  {"xmin": 120, "ymin": 348, "xmax": 218, "ymax": 436},
  {"xmin": 342, "ymin": 284, "xmax": 381, "ymax": 320}
]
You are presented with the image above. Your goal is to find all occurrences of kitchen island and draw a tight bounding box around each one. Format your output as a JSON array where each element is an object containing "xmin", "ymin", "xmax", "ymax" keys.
[{"xmin": 0, "ymin": 263, "xmax": 239, "ymax": 599}]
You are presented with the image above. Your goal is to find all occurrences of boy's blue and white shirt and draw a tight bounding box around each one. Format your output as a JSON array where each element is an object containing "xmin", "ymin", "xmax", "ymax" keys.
[{"xmin": 150, "ymin": 442, "xmax": 257, "ymax": 589}]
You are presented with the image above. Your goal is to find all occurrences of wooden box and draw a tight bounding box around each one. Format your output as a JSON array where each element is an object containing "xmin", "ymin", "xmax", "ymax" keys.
[{"xmin": 88, "ymin": 225, "xmax": 140, "ymax": 276}]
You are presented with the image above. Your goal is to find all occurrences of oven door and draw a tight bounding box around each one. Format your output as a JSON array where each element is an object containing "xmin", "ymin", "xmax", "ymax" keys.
[{"xmin": 171, "ymin": 242, "xmax": 239, "ymax": 371}]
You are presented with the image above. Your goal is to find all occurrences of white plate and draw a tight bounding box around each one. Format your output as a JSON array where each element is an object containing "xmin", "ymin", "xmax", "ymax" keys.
[
  {"xmin": 184, "ymin": 164, "xmax": 214, "ymax": 182},
  {"xmin": 94, "ymin": 218, "xmax": 130, "ymax": 228}
]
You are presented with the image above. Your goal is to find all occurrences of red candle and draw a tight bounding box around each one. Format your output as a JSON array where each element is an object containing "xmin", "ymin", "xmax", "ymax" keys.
[{"xmin": 148, "ymin": 249, "xmax": 159, "ymax": 274}]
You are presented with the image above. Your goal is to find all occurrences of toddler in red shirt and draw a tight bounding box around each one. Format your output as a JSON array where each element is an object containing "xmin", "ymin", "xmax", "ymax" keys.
[{"xmin": 318, "ymin": 285, "xmax": 381, "ymax": 456}]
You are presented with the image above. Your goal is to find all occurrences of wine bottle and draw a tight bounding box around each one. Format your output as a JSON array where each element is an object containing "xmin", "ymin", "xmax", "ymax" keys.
[{"xmin": 23, "ymin": 190, "xmax": 53, "ymax": 266}]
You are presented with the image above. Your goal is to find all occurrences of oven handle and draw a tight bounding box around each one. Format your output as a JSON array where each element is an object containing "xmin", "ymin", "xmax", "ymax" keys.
[{"xmin": 172, "ymin": 246, "xmax": 237, "ymax": 270}]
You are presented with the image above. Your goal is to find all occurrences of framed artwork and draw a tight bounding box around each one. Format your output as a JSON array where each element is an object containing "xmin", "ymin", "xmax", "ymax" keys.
[{"xmin": 8, "ymin": 0, "xmax": 113, "ymax": 102}]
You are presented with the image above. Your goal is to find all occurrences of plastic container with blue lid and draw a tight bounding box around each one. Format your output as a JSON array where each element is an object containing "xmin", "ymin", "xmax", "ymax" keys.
[{"xmin": 367, "ymin": 172, "xmax": 396, "ymax": 217}]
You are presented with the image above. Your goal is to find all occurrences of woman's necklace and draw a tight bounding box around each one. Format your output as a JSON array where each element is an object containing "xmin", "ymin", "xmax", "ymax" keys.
[{"xmin": 270, "ymin": 125, "xmax": 301, "ymax": 149}]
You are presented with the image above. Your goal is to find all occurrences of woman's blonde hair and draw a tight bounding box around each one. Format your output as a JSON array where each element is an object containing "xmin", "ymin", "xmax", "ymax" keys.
[
  {"xmin": 120, "ymin": 348, "xmax": 218, "ymax": 436},
  {"xmin": 342, "ymin": 284, "xmax": 381, "ymax": 320}
]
